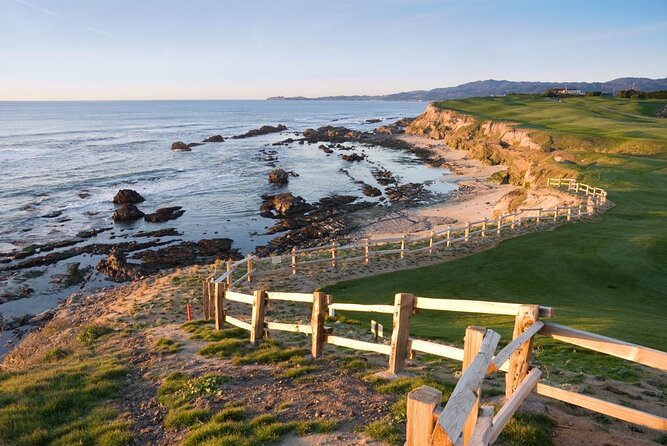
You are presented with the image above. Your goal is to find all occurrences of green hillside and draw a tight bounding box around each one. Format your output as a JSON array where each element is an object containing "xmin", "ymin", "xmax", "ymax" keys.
[{"xmin": 326, "ymin": 96, "xmax": 667, "ymax": 354}]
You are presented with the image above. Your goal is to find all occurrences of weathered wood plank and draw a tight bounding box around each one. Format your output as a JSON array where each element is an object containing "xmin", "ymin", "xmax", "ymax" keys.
[
  {"xmin": 414, "ymin": 297, "xmax": 553, "ymax": 318},
  {"xmin": 489, "ymin": 321, "xmax": 544, "ymax": 373},
  {"xmin": 535, "ymin": 383, "xmax": 667, "ymax": 432},
  {"xmin": 266, "ymin": 292, "xmax": 313, "ymax": 303},
  {"xmin": 311, "ymin": 292, "xmax": 327, "ymax": 358},
  {"xmin": 469, "ymin": 405, "xmax": 494, "ymax": 446},
  {"xmin": 487, "ymin": 368, "xmax": 542, "ymax": 444},
  {"xmin": 265, "ymin": 321, "xmax": 312, "ymax": 334},
  {"xmin": 506, "ymin": 305, "xmax": 540, "ymax": 398},
  {"xmin": 326, "ymin": 335, "xmax": 392, "ymax": 355},
  {"xmin": 408, "ymin": 338, "xmax": 465, "ymax": 362},
  {"xmin": 407, "ymin": 386, "xmax": 442, "ymax": 446},
  {"xmin": 433, "ymin": 330, "xmax": 501, "ymax": 445},
  {"xmin": 250, "ymin": 290, "xmax": 267, "ymax": 345},
  {"xmin": 225, "ymin": 315, "xmax": 251, "ymax": 331},
  {"xmin": 328, "ymin": 303, "xmax": 395, "ymax": 314},
  {"xmin": 540, "ymin": 323, "xmax": 667, "ymax": 371},
  {"xmin": 225, "ymin": 291, "xmax": 254, "ymax": 304},
  {"xmin": 463, "ymin": 326, "xmax": 486, "ymax": 446},
  {"xmin": 389, "ymin": 293, "xmax": 414, "ymax": 374}
]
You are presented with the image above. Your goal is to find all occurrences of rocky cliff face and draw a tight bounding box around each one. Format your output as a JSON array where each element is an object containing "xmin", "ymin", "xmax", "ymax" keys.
[{"xmin": 406, "ymin": 104, "xmax": 572, "ymax": 187}]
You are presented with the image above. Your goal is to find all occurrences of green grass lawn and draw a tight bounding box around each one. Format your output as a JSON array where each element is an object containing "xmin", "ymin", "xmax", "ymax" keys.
[{"xmin": 325, "ymin": 96, "xmax": 667, "ymax": 353}]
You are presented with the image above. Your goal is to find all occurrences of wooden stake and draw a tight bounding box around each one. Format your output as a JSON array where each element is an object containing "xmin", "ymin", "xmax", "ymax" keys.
[
  {"xmin": 496, "ymin": 217, "xmax": 502, "ymax": 235},
  {"xmin": 506, "ymin": 304, "xmax": 540, "ymax": 398},
  {"xmin": 214, "ymin": 282, "xmax": 225, "ymax": 330},
  {"xmin": 462, "ymin": 326, "xmax": 486, "ymax": 446},
  {"xmin": 400, "ymin": 235, "xmax": 406, "ymax": 259},
  {"xmin": 246, "ymin": 254, "xmax": 253, "ymax": 282},
  {"xmin": 446, "ymin": 227, "xmax": 452, "ymax": 247},
  {"xmin": 186, "ymin": 303, "xmax": 192, "ymax": 322},
  {"xmin": 481, "ymin": 219, "xmax": 487, "ymax": 238},
  {"xmin": 291, "ymin": 247, "xmax": 297, "ymax": 275},
  {"xmin": 511, "ymin": 214, "xmax": 516, "ymax": 230},
  {"xmin": 364, "ymin": 238, "xmax": 370, "ymax": 264},
  {"xmin": 331, "ymin": 241, "xmax": 337, "ymax": 267},
  {"xmin": 208, "ymin": 280, "xmax": 215, "ymax": 320},
  {"xmin": 429, "ymin": 230, "xmax": 434, "ymax": 254},
  {"xmin": 406, "ymin": 386, "xmax": 442, "ymax": 446},
  {"xmin": 202, "ymin": 280, "xmax": 210, "ymax": 319},
  {"xmin": 250, "ymin": 290, "xmax": 267, "ymax": 345},
  {"xmin": 567, "ymin": 207, "xmax": 572, "ymax": 221},
  {"xmin": 311, "ymin": 291, "xmax": 327, "ymax": 358},
  {"xmin": 536, "ymin": 208, "xmax": 542, "ymax": 224},
  {"xmin": 225, "ymin": 259, "xmax": 232, "ymax": 287},
  {"xmin": 388, "ymin": 293, "xmax": 414, "ymax": 374},
  {"xmin": 464, "ymin": 222, "xmax": 470, "ymax": 242},
  {"xmin": 553, "ymin": 207, "xmax": 558, "ymax": 221}
]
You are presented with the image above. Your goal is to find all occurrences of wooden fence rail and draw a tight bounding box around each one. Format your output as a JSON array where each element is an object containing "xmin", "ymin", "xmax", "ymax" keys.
[
  {"xmin": 198, "ymin": 283, "xmax": 666, "ymax": 444},
  {"xmin": 211, "ymin": 178, "xmax": 608, "ymax": 288}
]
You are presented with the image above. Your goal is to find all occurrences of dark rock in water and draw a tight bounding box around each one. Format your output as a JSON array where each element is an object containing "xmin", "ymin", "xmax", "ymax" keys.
[
  {"xmin": 260, "ymin": 193, "xmax": 314, "ymax": 217},
  {"xmin": 197, "ymin": 238, "xmax": 234, "ymax": 257},
  {"xmin": 268, "ymin": 168, "xmax": 289, "ymax": 185},
  {"xmin": 112, "ymin": 204, "xmax": 145, "ymax": 222},
  {"xmin": 77, "ymin": 227, "xmax": 113, "ymax": 239},
  {"xmin": 133, "ymin": 228, "xmax": 181, "ymax": 238},
  {"xmin": 318, "ymin": 145, "xmax": 334, "ymax": 154},
  {"xmin": 203, "ymin": 134, "xmax": 225, "ymax": 143},
  {"xmin": 134, "ymin": 238, "xmax": 241, "ymax": 269},
  {"xmin": 113, "ymin": 189, "xmax": 145, "ymax": 205},
  {"xmin": 188, "ymin": 142, "xmax": 204, "ymax": 148},
  {"xmin": 78, "ymin": 192, "xmax": 91, "ymax": 199},
  {"xmin": 42, "ymin": 211, "xmax": 62, "ymax": 219},
  {"xmin": 232, "ymin": 124, "xmax": 287, "ymax": 139},
  {"xmin": 303, "ymin": 126, "xmax": 363, "ymax": 143},
  {"xmin": 362, "ymin": 184, "xmax": 382, "ymax": 197},
  {"xmin": 385, "ymin": 182, "xmax": 426, "ymax": 203},
  {"xmin": 97, "ymin": 249, "xmax": 142, "ymax": 282},
  {"xmin": 171, "ymin": 141, "xmax": 191, "ymax": 151},
  {"xmin": 318, "ymin": 195, "xmax": 357, "ymax": 209},
  {"xmin": 144, "ymin": 206, "xmax": 185, "ymax": 223},
  {"xmin": 341, "ymin": 153, "xmax": 365, "ymax": 162},
  {"xmin": 365, "ymin": 118, "xmax": 382, "ymax": 123},
  {"xmin": 272, "ymin": 138, "xmax": 294, "ymax": 146},
  {"xmin": 372, "ymin": 167, "xmax": 397, "ymax": 186},
  {"xmin": 393, "ymin": 117, "xmax": 415, "ymax": 127}
]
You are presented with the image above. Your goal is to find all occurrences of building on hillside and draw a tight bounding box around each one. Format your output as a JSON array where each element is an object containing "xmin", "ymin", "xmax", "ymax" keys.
[{"xmin": 555, "ymin": 87, "xmax": 584, "ymax": 96}]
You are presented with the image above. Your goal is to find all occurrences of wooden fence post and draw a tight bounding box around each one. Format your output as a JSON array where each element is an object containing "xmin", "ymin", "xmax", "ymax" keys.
[
  {"xmin": 311, "ymin": 291, "xmax": 327, "ymax": 358},
  {"xmin": 246, "ymin": 254, "xmax": 253, "ymax": 282},
  {"xmin": 407, "ymin": 386, "xmax": 442, "ymax": 446},
  {"xmin": 364, "ymin": 238, "xmax": 370, "ymax": 264},
  {"xmin": 208, "ymin": 280, "xmax": 215, "ymax": 320},
  {"xmin": 536, "ymin": 208, "xmax": 541, "ymax": 225},
  {"xmin": 331, "ymin": 241, "xmax": 337, "ymax": 267},
  {"xmin": 400, "ymin": 235, "xmax": 406, "ymax": 259},
  {"xmin": 250, "ymin": 290, "xmax": 267, "ymax": 345},
  {"xmin": 496, "ymin": 217, "xmax": 502, "ymax": 235},
  {"xmin": 463, "ymin": 326, "xmax": 486, "ymax": 446},
  {"xmin": 291, "ymin": 247, "xmax": 297, "ymax": 275},
  {"xmin": 388, "ymin": 293, "xmax": 414, "ymax": 374},
  {"xmin": 567, "ymin": 207, "xmax": 572, "ymax": 221},
  {"xmin": 203, "ymin": 280, "xmax": 210, "ymax": 319},
  {"xmin": 587, "ymin": 196, "xmax": 594, "ymax": 216},
  {"xmin": 214, "ymin": 282, "xmax": 225, "ymax": 330},
  {"xmin": 446, "ymin": 227, "xmax": 452, "ymax": 247},
  {"xmin": 511, "ymin": 214, "xmax": 516, "ymax": 230},
  {"xmin": 506, "ymin": 304, "xmax": 540, "ymax": 398},
  {"xmin": 429, "ymin": 230, "xmax": 434, "ymax": 254},
  {"xmin": 553, "ymin": 207, "xmax": 558, "ymax": 221},
  {"xmin": 481, "ymin": 219, "xmax": 487, "ymax": 238},
  {"xmin": 226, "ymin": 259, "xmax": 232, "ymax": 288},
  {"xmin": 464, "ymin": 222, "xmax": 470, "ymax": 242}
]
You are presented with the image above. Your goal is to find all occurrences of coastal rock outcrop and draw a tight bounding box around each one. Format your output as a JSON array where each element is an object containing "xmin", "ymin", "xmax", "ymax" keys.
[
  {"xmin": 268, "ymin": 168, "xmax": 289, "ymax": 185},
  {"xmin": 112, "ymin": 204, "xmax": 145, "ymax": 222},
  {"xmin": 113, "ymin": 189, "xmax": 145, "ymax": 205},
  {"xmin": 144, "ymin": 206, "xmax": 185, "ymax": 223},
  {"xmin": 232, "ymin": 124, "xmax": 287, "ymax": 139},
  {"xmin": 362, "ymin": 184, "xmax": 382, "ymax": 197},
  {"xmin": 341, "ymin": 153, "xmax": 365, "ymax": 162},
  {"xmin": 171, "ymin": 141, "xmax": 191, "ymax": 151},
  {"xmin": 203, "ymin": 135, "xmax": 224, "ymax": 143},
  {"xmin": 96, "ymin": 249, "xmax": 142, "ymax": 282},
  {"xmin": 260, "ymin": 193, "xmax": 314, "ymax": 217}
]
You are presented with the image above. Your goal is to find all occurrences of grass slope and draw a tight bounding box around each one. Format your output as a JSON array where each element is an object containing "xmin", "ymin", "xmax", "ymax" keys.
[{"xmin": 326, "ymin": 96, "xmax": 667, "ymax": 351}]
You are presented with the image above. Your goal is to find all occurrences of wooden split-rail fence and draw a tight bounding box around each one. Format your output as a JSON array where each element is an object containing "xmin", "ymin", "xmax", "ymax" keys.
[
  {"xmin": 199, "ymin": 286, "xmax": 667, "ymax": 445},
  {"xmin": 211, "ymin": 178, "xmax": 608, "ymax": 289}
]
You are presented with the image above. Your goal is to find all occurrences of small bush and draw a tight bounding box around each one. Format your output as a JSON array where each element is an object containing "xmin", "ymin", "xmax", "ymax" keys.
[
  {"xmin": 364, "ymin": 418, "xmax": 401, "ymax": 445},
  {"xmin": 165, "ymin": 407, "xmax": 211, "ymax": 429},
  {"xmin": 154, "ymin": 338, "xmax": 182, "ymax": 353},
  {"xmin": 77, "ymin": 324, "xmax": 112, "ymax": 346}
]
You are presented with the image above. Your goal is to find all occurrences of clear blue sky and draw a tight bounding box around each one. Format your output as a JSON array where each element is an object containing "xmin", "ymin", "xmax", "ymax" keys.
[{"xmin": 1, "ymin": 0, "xmax": 666, "ymax": 100}]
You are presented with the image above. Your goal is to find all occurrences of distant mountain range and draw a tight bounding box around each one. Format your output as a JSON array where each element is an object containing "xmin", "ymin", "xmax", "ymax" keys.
[{"xmin": 267, "ymin": 77, "xmax": 667, "ymax": 102}]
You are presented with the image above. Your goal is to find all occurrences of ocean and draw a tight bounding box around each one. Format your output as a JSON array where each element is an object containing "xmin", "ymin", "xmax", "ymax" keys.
[{"xmin": 0, "ymin": 100, "xmax": 453, "ymax": 321}]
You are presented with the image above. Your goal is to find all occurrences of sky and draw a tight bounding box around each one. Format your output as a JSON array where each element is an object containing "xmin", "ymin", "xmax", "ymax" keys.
[{"xmin": 1, "ymin": 0, "xmax": 666, "ymax": 100}]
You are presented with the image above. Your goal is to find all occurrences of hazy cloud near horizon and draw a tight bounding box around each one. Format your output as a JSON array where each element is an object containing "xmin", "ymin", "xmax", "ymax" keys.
[{"xmin": 1, "ymin": 0, "xmax": 666, "ymax": 100}]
